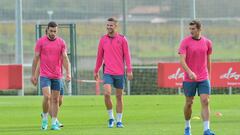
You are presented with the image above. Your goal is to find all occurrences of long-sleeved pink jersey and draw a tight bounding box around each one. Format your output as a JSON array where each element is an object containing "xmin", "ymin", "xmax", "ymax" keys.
[{"xmin": 94, "ymin": 33, "xmax": 132, "ymax": 75}]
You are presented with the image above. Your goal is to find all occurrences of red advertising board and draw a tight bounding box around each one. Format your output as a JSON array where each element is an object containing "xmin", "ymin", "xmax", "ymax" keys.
[
  {"xmin": 158, "ymin": 62, "xmax": 240, "ymax": 88},
  {"xmin": 158, "ymin": 63, "xmax": 183, "ymax": 88},
  {"xmin": 211, "ymin": 62, "xmax": 240, "ymax": 87},
  {"xmin": 0, "ymin": 65, "xmax": 22, "ymax": 90}
]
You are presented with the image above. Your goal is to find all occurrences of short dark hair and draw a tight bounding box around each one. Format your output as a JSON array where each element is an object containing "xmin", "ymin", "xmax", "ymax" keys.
[
  {"xmin": 107, "ymin": 17, "xmax": 118, "ymax": 24},
  {"xmin": 189, "ymin": 20, "xmax": 201, "ymax": 29},
  {"xmin": 47, "ymin": 21, "xmax": 58, "ymax": 29}
]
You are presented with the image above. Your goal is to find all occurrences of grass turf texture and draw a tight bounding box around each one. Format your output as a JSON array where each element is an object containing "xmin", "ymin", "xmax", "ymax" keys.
[{"xmin": 0, "ymin": 95, "xmax": 239, "ymax": 135}]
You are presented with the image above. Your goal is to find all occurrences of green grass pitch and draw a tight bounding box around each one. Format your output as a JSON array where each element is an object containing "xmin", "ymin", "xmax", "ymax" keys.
[{"xmin": 0, "ymin": 95, "xmax": 239, "ymax": 135}]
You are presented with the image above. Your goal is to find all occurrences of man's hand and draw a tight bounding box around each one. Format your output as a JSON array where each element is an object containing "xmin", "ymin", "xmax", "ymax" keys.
[
  {"xmin": 31, "ymin": 76, "xmax": 37, "ymax": 86},
  {"xmin": 66, "ymin": 73, "xmax": 71, "ymax": 82},
  {"xmin": 188, "ymin": 71, "xmax": 197, "ymax": 80},
  {"xmin": 94, "ymin": 72, "xmax": 100, "ymax": 81},
  {"xmin": 127, "ymin": 72, "xmax": 133, "ymax": 80}
]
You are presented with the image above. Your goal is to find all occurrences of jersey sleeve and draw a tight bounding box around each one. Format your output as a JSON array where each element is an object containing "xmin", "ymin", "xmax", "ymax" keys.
[
  {"xmin": 35, "ymin": 39, "xmax": 41, "ymax": 54},
  {"xmin": 94, "ymin": 38, "xmax": 104, "ymax": 74},
  {"xmin": 207, "ymin": 39, "xmax": 212, "ymax": 55},
  {"xmin": 178, "ymin": 39, "xmax": 187, "ymax": 55},
  {"xmin": 61, "ymin": 39, "xmax": 67, "ymax": 54},
  {"xmin": 122, "ymin": 36, "xmax": 132, "ymax": 73}
]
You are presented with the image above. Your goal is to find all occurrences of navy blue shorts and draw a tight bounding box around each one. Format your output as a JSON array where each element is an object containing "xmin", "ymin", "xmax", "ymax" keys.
[
  {"xmin": 40, "ymin": 76, "xmax": 61, "ymax": 91},
  {"xmin": 183, "ymin": 79, "xmax": 211, "ymax": 96},
  {"xmin": 103, "ymin": 74, "xmax": 124, "ymax": 89}
]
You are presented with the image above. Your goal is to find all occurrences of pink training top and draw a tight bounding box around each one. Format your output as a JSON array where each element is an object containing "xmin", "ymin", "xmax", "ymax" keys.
[
  {"xmin": 178, "ymin": 35, "xmax": 212, "ymax": 82},
  {"xmin": 94, "ymin": 33, "xmax": 132, "ymax": 75},
  {"xmin": 35, "ymin": 35, "xmax": 67, "ymax": 79}
]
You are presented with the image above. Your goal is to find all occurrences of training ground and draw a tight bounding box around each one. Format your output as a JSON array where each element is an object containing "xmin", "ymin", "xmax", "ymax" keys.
[{"xmin": 0, "ymin": 95, "xmax": 239, "ymax": 135}]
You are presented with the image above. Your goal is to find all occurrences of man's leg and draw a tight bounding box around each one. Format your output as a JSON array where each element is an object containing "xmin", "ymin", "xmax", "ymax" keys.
[
  {"xmin": 184, "ymin": 96, "xmax": 194, "ymax": 128},
  {"xmin": 183, "ymin": 96, "xmax": 194, "ymax": 135},
  {"xmin": 116, "ymin": 89, "xmax": 124, "ymax": 128},
  {"xmin": 48, "ymin": 95, "xmax": 63, "ymax": 125},
  {"xmin": 103, "ymin": 74, "xmax": 115, "ymax": 128},
  {"xmin": 104, "ymin": 84, "xmax": 113, "ymax": 113},
  {"xmin": 113, "ymin": 75, "xmax": 124, "ymax": 128},
  {"xmin": 104, "ymin": 84, "xmax": 115, "ymax": 128},
  {"xmin": 199, "ymin": 80, "xmax": 214, "ymax": 135},
  {"xmin": 200, "ymin": 94, "xmax": 214, "ymax": 135},
  {"xmin": 51, "ymin": 90, "xmax": 60, "ymax": 130},
  {"xmin": 41, "ymin": 87, "xmax": 51, "ymax": 130},
  {"xmin": 40, "ymin": 76, "xmax": 51, "ymax": 130},
  {"xmin": 42, "ymin": 88, "xmax": 51, "ymax": 118},
  {"xmin": 50, "ymin": 79, "xmax": 61, "ymax": 130},
  {"xmin": 56, "ymin": 95, "xmax": 64, "ymax": 127},
  {"xmin": 116, "ymin": 89, "xmax": 123, "ymax": 117},
  {"xmin": 51, "ymin": 90, "xmax": 60, "ymax": 118},
  {"xmin": 183, "ymin": 81, "xmax": 197, "ymax": 135},
  {"xmin": 49, "ymin": 86, "xmax": 63, "ymax": 115},
  {"xmin": 48, "ymin": 95, "xmax": 62, "ymax": 116},
  {"xmin": 49, "ymin": 87, "xmax": 64, "ymax": 127},
  {"xmin": 200, "ymin": 94, "xmax": 210, "ymax": 131}
]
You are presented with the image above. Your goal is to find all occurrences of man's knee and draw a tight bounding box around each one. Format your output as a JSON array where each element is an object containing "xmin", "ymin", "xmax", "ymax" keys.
[
  {"xmin": 43, "ymin": 95, "xmax": 51, "ymax": 101},
  {"xmin": 51, "ymin": 92, "xmax": 60, "ymax": 103},
  {"xmin": 42, "ymin": 88, "xmax": 51, "ymax": 101},
  {"xmin": 104, "ymin": 84, "xmax": 111, "ymax": 96},
  {"xmin": 116, "ymin": 95, "xmax": 122, "ymax": 101},
  {"xmin": 116, "ymin": 92, "xmax": 123, "ymax": 100},
  {"xmin": 104, "ymin": 91, "xmax": 111, "ymax": 97},
  {"xmin": 52, "ymin": 97, "xmax": 59, "ymax": 104},
  {"xmin": 185, "ymin": 99, "xmax": 194, "ymax": 108},
  {"xmin": 201, "ymin": 97, "xmax": 209, "ymax": 106}
]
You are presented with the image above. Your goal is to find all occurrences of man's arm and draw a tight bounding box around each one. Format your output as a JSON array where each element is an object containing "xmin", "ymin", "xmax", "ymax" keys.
[
  {"xmin": 123, "ymin": 37, "xmax": 133, "ymax": 80},
  {"xmin": 179, "ymin": 54, "xmax": 197, "ymax": 80},
  {"xmin": 35, "ymin": 61, "xmax": 40, "ymax": 78},
  {"xmin": 207, "ymin": 54, "xmax": 211, "ymax": 79},
  {"xmin": 31, "ymin": 52, "xmax": 40, "ymax": 85},
  {"xmin": 62, "ymin": 52, "xmax": 71, "ymax": 81},
  {"xmin": 206, "ymin": 39, "xmax": 212, "ymax": 80},
  {"xmin": 94, "ymin": 40, "xmax": 104, "ymax": 81}
]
